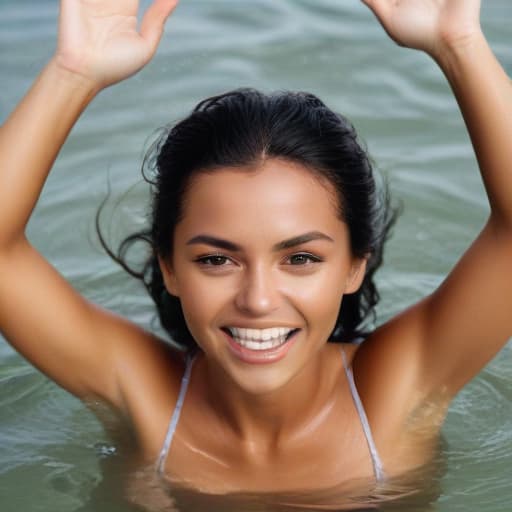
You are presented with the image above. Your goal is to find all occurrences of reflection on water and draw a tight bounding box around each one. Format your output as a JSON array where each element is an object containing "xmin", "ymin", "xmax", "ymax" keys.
[{"xmin": 1, "ymin": 0, "xmax": 512, "ymax": 510}]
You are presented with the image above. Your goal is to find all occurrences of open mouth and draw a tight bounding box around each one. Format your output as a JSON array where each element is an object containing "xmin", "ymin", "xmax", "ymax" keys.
[{"xmin": 221, "ymin": 326, "xmax": 300, "ymax": 351}]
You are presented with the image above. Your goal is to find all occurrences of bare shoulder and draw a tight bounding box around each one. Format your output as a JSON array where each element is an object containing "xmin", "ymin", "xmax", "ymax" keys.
[
  {"xmin": 347, "ymin": 312, "xmax": 448, "ymax": 473},
  {"xmin": 352, "ymin": 305, "xmax": 437, "ymax": 412},
  {"xmin": 106, "ymin": 317, "xmax": 188, "ymax": 457}
]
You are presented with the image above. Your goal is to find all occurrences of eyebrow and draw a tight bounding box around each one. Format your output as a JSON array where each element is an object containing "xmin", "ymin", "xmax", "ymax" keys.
[{"xmin": 186, "ymin": 231, "xmax": 334, "ymax": 252}]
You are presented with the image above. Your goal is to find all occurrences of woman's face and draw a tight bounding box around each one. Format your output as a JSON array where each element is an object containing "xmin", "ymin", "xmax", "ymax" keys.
[{"xmin": 161, "ymin": 159, "xmax": 366, "ymax": 395}]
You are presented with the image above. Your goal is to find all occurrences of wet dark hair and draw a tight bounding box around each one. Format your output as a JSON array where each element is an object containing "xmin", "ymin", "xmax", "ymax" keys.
[{"xmin": 98, "ymin": 88, "xmax": 397, "ymax": 350}]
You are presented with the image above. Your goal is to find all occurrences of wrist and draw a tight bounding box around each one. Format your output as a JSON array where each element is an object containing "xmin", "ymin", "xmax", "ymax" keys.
[
  {"xmin": 48, "ymin": 56, "xmax": 103, "ymax": 99},
  {"xmin": 431, "ymin": 28, "xmax": 487, "ymax": 73}
]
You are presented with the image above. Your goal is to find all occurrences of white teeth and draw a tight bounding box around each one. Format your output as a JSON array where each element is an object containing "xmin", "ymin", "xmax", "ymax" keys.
[
  {"xmin": 226, "ymin": 326, "xmax": 296, "ymax": 351},
  {"xmin": 247, "ymin": 328, "xmax": 258, "ymax": 340}
]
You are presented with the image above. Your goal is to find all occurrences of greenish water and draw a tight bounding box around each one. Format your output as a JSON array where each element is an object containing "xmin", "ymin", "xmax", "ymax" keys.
[{"xmin": 1, "ymin": 1, "xmax": 511, "ymax": 510}]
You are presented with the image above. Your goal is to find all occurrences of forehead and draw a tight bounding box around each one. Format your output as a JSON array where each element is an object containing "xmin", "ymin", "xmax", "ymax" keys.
[{"xmin": 176, "ymin": 159, "xmax": 346, "ymax": 243}]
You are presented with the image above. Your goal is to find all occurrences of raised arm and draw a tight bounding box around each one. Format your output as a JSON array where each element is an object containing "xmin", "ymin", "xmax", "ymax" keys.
[
  {"xmin": 0, "ymin": 0, "xmax": 178, "ymax": 403},
  {"xmin": 360, "ymin": 0, "xmax": 512, "ymax": 398}
]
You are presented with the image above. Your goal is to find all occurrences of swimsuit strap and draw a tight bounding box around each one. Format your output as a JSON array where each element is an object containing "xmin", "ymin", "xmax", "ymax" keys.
[
  {"xmin": 156, "ymin": 352, "xmax": 196, "ymax": 476},
  {"xmin": 341, "ymin": 347, "xmax": 385, "ymax": 482}
]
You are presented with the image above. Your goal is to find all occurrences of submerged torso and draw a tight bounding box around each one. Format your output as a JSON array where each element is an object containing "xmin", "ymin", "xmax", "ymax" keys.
[{"xmin": 101, "ymin": 339, "xmax": 448, "ymax": 509}]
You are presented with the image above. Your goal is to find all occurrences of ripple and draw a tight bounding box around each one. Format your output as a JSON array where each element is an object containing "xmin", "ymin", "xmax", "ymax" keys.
[{"xmin": 0, "ymin": 363, "xmax": 46, "ymax": 408}]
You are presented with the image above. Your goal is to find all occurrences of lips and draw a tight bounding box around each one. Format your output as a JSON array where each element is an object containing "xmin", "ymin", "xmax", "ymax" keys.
[
  {"xmin": 221, "ymin": 326, "xmax": 300, "ymax": 364},
  {"xmin": 223, "ymin": 326, "xmax": 297, "ymax": 350}
]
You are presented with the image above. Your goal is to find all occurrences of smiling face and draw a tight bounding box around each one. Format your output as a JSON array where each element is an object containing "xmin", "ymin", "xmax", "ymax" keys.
[{"xmin": 160, "ymin": 158, "xmax": 366, "ymax": 395}]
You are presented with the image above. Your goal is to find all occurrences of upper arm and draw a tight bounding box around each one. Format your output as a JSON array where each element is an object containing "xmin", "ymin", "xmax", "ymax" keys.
[
  {"xmin": 417, "ymin": 219, "xmax": 512, "ymax": 394},
  {"xmin": 363, "ymin": 219, "xmax": 512, "ymax": 410},
  {"xmin": 0, "ymin": 237, "xmax": 152, "ymax": 409}
]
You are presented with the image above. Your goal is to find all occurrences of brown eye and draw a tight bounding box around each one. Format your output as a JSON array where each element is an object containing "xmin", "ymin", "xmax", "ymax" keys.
[
  {"xmin": 287, "ymin": 253, "xmax": 322, "ymax": 265},
  {"xmin": 197, "ymin": 255, "xmax": 230, "ymax": 266}
]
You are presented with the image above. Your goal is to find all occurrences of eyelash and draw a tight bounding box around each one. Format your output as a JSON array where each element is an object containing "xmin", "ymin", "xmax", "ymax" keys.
[
  {"xmin": 285, "ymin": 253, "xmax": 322, "ymax": 265},
  {"xmin": 194, "ymin": 254, "xmax": 232, "ymax": 267},
  {"xmin": 194, "ymin": 252, "xmax": 323, "ymax": 267}
]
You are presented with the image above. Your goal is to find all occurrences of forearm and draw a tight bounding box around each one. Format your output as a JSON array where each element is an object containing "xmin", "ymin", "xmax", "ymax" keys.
[
  {"xmin": 435, "ymin": 33, "xmax": 512, "ymax": 228},
  {"xmin": 0, "ymin": 59, "xmax": 99, "ymax": 247}
]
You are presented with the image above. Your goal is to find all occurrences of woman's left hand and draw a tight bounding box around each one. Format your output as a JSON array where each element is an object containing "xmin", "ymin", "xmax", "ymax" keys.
[
  {"xmin": 359, "ymin": 0, "xmax": 512, "ymax": 421},
  {"xmin": 361, "ymin": 0, "xmax": 482, "ymax": 59}
]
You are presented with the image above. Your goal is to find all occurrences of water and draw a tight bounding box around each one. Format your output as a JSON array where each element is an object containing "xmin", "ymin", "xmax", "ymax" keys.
[{"xmin": 1, "ymin": 1, "xmax": 511, "ymax": 510}]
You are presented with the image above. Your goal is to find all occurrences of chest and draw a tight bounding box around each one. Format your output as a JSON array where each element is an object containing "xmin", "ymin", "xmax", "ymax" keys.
[{"xmin": 159, "ymin": 387, "xmax": 377, "ymax": 494}]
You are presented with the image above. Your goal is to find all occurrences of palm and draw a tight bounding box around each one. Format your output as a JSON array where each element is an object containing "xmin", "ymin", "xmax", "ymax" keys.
[
  {"xmin": 57, "ymin": 0, "xmax": 178, "ymax": 87},
  {"xmin": 362, "ymin": 0, "xmax": 481, "ymax": 56}
]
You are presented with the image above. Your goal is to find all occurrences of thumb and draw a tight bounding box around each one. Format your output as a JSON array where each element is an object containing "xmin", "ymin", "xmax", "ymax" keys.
[{"xmin": 140, "ymin": 0, "xmax": 179, "ymax": 56}]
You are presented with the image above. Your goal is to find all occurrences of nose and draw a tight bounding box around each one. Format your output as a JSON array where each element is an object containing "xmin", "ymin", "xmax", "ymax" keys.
[{"xmin": 234, "ymin": 264, "xmax": 280, "ymax": 316}]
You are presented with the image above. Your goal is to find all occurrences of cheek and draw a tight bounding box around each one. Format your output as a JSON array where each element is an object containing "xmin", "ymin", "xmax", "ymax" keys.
[
  {"xmin": 174, "ymin": 293, "xmax": 217, "ymax": 350},
  {"xmin": 283, "ymin": 269, "xmax": 347, "ymax": 325},
  {"xmin": 173, "ymin": 270, "xmax": 235, "ymax": 333}
]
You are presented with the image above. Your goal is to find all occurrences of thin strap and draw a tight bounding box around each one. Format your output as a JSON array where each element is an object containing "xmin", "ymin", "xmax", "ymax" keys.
[
  {"xmin": 156, "ymin": 353, "xmax": 196, "ymax": 476},
  {"xmin": 341, "ymin": 347, "xmax": 385, "ymax": 482}
]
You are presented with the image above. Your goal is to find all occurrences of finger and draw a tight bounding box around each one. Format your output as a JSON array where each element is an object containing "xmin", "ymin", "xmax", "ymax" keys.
[{"xmin": 140, "ymin": 0, "xmax": 179, "ymax": 55}]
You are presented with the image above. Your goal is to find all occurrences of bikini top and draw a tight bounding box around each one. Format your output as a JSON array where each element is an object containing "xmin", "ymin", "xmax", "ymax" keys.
[{"xmin": 156, "ymin": 348, "xmax": 385, "ymax": 482}]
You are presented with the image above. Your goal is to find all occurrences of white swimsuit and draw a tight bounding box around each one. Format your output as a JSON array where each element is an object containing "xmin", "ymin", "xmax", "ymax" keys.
[{"xmin": 156, "ymin": 348, "xmax": 385, "ymax": 482}]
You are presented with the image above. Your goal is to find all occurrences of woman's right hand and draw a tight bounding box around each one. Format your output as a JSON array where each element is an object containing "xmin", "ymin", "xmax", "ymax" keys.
[
  {"xmin": 55, "ymin": 0, "xmax": 179, "ymax": 90},
  {"xmin": 0, "ymin": 0, "xmax": 184, "ymax": 431}
]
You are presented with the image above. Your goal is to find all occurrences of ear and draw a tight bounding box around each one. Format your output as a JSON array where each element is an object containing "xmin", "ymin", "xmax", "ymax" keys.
[
  {"xmin": 158, "ymin": 255, "xmax": 180, "ymax": 297},
  {"xmin": 344, "ymin": 257, "xmax": 367, "ymax": 294}
]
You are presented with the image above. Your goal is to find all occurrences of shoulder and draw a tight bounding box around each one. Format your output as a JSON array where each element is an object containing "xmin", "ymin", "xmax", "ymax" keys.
[
  {"xmin": 344, "ymin": 316, "xmax": 450, "ymax": 473},
  {"xmin": 106, "ymin": 317, "xmax": 189, "ymax": 457},
  {"xmin": 351, "ymin": 304, "xmax": 429, "ymax": 402},
  {"xmin": 349, "ymin": 309, "xmax": 450, "ymax": 435}
]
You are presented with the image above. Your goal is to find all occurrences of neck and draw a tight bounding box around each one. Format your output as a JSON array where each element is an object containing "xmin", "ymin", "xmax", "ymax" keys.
[{"xmin": 198, "ymin": 345, "xmax": 342, "ymax": 452}]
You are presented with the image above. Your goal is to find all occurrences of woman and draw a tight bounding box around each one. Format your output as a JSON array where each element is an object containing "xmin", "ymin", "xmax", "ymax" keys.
[{"xmin": 0, "ymin": 0, "xmax": 510, "ymax": 508}]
